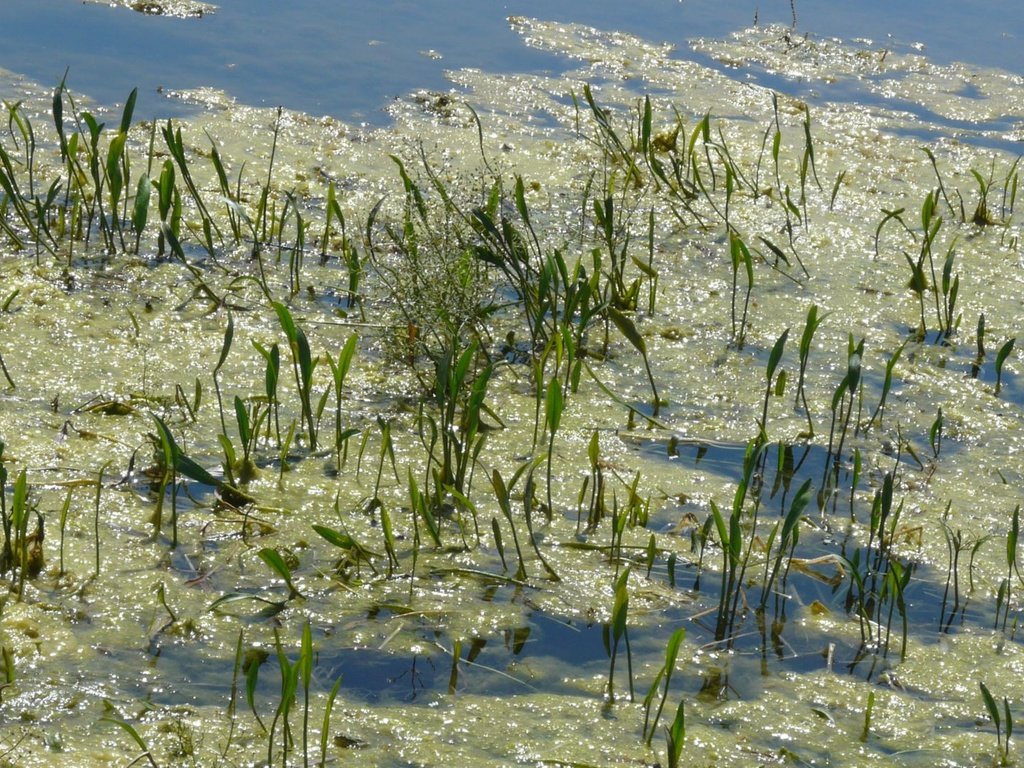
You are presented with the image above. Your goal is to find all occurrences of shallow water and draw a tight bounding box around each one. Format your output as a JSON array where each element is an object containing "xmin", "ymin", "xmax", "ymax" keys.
[
  {"xmin": 1, "ymin": 2, "xmax": 1024, "ymax": 767},
  {"xmin": 0, "ymin": 0, "xmax": 1021, "ymax": 123}
]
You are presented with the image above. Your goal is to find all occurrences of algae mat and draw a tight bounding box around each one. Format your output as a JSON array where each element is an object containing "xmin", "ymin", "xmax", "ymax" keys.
[{"xmin": 1, "ymin": 17, "xmax": 1023, "ymax": 767}]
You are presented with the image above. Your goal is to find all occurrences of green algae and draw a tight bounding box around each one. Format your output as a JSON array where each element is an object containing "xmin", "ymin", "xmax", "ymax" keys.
[{"xmin": 1, "ymin": 16, "xmax": 1023, "ymax": 768}]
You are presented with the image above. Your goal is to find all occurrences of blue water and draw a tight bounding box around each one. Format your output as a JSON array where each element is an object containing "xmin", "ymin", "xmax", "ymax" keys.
[{"xmin": 0, "ymin": 0, "xmax": 1021, "ymax": 123}]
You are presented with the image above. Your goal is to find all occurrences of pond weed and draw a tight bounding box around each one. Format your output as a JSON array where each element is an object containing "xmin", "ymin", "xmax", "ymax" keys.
[
  {"xmin": 980, "ymin": 680, "xmax": 1015, "ymax": 767},
  {"xmin": 995, "ymin": 336, "xmax": 1015, "ymax": 396},
  {"xmin": 604, "ymin": 565, "xmax": 633, "ymax": 703}
]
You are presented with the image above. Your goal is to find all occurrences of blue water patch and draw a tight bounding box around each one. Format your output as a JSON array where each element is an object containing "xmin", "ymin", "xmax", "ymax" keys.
[{"xmin": 0, "ymin": 0, "xmax": 1020, "ymax": 124}]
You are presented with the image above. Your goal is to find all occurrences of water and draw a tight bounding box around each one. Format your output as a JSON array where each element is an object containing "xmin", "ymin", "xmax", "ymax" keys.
[
  {"xmin": 1, "ymin": 0, "xmax": 1021, "ymax": 123},
  {"xmin": 2, "ymin": 2, "xmax": 1023, "ymax": 764}
]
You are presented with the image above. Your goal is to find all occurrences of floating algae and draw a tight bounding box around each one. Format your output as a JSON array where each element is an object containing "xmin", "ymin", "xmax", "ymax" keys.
[{"xmin": 1, "ymin": 15, "xmax": 1023, "ymax": 767}]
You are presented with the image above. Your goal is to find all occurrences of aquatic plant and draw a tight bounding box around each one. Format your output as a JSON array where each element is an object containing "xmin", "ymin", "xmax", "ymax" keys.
[
  {"xmin": 863, "ymin": 341, "xmax": 906, "ymax": 433},
  {"xmin": 543, "ymin": 376, "xmax": 563, "ymax": 517},
  {"xmin": 840, "ymin": 470, "xmax": 917, "ymax": 662},
  {"xmin": 980, "ymin": 681, "xmax": 1014, "ymax": 766},
  {"xmin": 970, "ymin": 161, "xmax": 1000, "ymax": 226},
  {"xmin": 266, "ymin": 627, "xmax": 302, "ymax": 766},
  {"xmin": 273, "ymin": 301, "xmax": 319, "ymax": 449},
  {"xmin": 995, "ymin": 505, "xmax": 1021, "ymax": 633},
  {"xmin": 758, "ymin": 327, "xmax": 789, "ymax": 442},
  {"xmin": 326, "ymin": 334, "xmax": 359, "ymax": 469},
  {"xmin": 728, "ymin": 231, "xmax": 754, "ymax": 348},
  {"xmin": 939, "ymin": 509, "xmax": 975, "ymax": 632},
  {"xmin": 794, "ymin": 304, "xmax": 824, "ymax": 436},
  {"xmin": 252, "ymin": 339, "xmax": 283, "ymax": 449},
  {"xmin": 860, "ymin": 690, "xmax": 875, "ymax": 743},
  {"xmin": 664, "ymin": 699, "xmax": 686, "ymax": 768},
  {"xmin": 709, "ymin": 439, "xmax": 765, "ymax": 641},
  {"xmin": 608, "ymin": 305, "xmax": 662, "ymax": 415},
  {"xmin": 642, "ymin": 626, "xmax": 685, "ymax": 745},
  {"xmin": 258, "ymin": 546, "xmax": 302, "ymax": 600},
  {"xmin": 490, "ymin": 468, "xmax": 528, "ymax": 581},
  {"xmin": 874, "ymin": 205, "xmax": 912, "ymax": 261},
  {"xmin": 579, "ymin": 429, "xmax": 607, "ymax": 532},
  {"xmin": 938, "ymin": 242, "xmax": 961, "ymax": 338},
  {"xmin": 972, "ymin": 313, "xmax": 987, "ymax": 379},
  {"xmin": 212, "ymin": 311, "xmax": 235, "ymax": 456},
  {"xmin": 995, "ymin": 337, "xmax": 1015, "ymax": 396},
  {"xmin": 151, "ymin": 414, "xmax": 183, "ymax": 545},
  {"xmin": 314, "ymin": 519, "xmax": 383, "ymax": 583},
  {"xmin": 760, "ymin": 477, "xmax": 812, "ymax": 612},
  {"xmin": 0, "ymin": 467, "xmax": 41, "ymax": 598},
  {"xmin": 820, "ymin": 335, "xmax": 863, "ymax": 506},
  {"xmin": 103, "ymin": 715, "xmax": 159, "ymax": 768},
  {"xmin": 0, "ymin": 99, "xmax": 57, "ymax": 259},
  {"xmin": 605, "ymin": 565, "xmax": 633, "ymax": 702}
]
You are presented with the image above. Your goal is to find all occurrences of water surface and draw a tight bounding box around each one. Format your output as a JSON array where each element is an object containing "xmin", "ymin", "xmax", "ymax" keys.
[{"xmin": 1, "ymin": 0, "xmax": 1021, "ymax": 122}]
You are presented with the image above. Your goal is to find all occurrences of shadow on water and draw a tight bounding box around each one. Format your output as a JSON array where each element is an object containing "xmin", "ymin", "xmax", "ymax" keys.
[
  {"xmin": 314, "ymin": 613, "xmax": 615, "ymax": 703},
  {"xmin": 131, "ymin": 407, "xmax": 1016, "ymax": 712},
  {"xmin": 624, "ymin": 428, "xmax": 1023, "ymax": 687}
]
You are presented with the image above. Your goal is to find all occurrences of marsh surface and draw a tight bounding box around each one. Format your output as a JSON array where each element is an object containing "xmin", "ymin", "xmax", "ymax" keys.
[{"xmin": 1, "ymin": 2, "xmax": 1023, "ymax": 766}]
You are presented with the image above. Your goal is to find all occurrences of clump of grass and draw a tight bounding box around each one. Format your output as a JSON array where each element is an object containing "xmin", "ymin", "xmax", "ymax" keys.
[{"xmin": 0, "ymin": 464, "xmax": 44, "ymax": 598}]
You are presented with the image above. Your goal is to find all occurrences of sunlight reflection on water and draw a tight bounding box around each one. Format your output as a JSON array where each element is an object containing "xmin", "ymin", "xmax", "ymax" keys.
[{"xmin": 0, "ymin": 0, "xmax": 1020, "ymax": 123}]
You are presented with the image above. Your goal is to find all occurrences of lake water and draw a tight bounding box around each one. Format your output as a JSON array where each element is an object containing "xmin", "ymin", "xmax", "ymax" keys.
[{"xmin": 1, "ymin": 0, "xmax": 1021, "ymax": 123}]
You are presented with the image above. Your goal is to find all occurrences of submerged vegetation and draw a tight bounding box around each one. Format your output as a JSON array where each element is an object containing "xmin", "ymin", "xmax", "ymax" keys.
[{"xmin": 0, "ymin": 17, "xmax": 1023, "ymax": 767}]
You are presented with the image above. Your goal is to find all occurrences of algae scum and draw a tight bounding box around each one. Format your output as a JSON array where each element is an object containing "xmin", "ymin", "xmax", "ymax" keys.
[{"xmin": 1, "ymin": 11, "xmax": 1023, "ymax": 767}]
